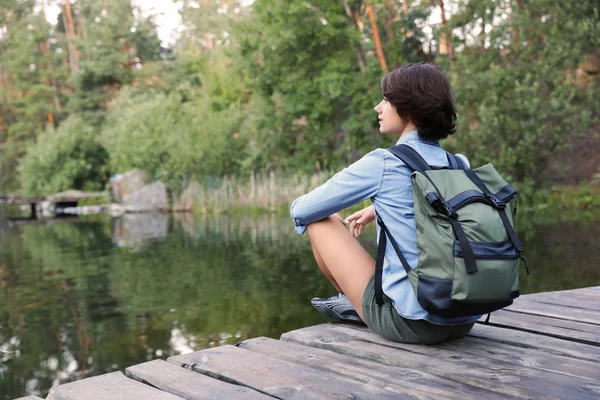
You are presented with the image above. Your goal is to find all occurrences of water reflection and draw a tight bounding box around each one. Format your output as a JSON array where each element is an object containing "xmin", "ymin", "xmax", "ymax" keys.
[
  {"xmin": 112, "ymin": 213, "xmax": 168, "ymax": 250},
  {"xmin": 0, "ymin": 211, "xmax": 599, "ymax": 398}
]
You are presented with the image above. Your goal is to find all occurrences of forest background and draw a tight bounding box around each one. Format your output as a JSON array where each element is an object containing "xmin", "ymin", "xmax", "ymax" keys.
[{"xmin": 1, "ymin": 0, "xmax": 599, "ymax": 213}]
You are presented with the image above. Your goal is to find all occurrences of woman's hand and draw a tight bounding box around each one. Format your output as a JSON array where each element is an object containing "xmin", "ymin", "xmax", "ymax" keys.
[
  {"xmin": 345, "ymin": 205, "xmax": 376, "ymax": 238},
  {"xmin": 330, "ymin": 213, "xmax": 346, "ymax": 225}
]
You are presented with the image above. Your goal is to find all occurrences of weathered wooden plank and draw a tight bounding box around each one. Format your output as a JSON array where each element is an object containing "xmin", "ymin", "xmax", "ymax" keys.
[
  {"xmin": 46, "ymin": 371, "xmax": 181, "ymax": 400},
  {"xmin": 341, "ymin": 320, "xmax": 600, "ymax": 370},
  {"xmin": 239, "ymin": 336, "xmax": 514, "ymax": 400},
  {"xmin": 486, "ymin": 309, "xmax": 600, "ymax": 345},
  {"xmin": 126, "ymin": 359, "xmax": 273, "ymax": 400},
  {"xmin": 469, "ymin": 323, "xmax": 600, "ymax": 363},
  {"xmin": 168, "ymin": 344, "xmax": 402, "ymax": 400},
  {"xmin": 553, "ymin": 287, "xmax": 600, "ymax": 300},
  {"xmin": 571, "ymin": 287, "xmax": 600, "ymax": 296},
  {"xmin": 506, "ymin": 299, "xmax": 600, "ymax": 325},
  {"xmin": 13, "ymin": 396, "xmax": 44, "ymax": 400},
  {"xmin": 440, "ymin": 330, "xmax": 600, "ymax": 380},
  {"xmin": 522, "ymin": 286, "xmax": 600, "ymax": 296},
  {"xmin": 523, "ymin": 286, "xmax": 600, "ymax": 296},
  {"xmin": 281, "ymin": 323, "xmax": 600, "ymax": 400},
  {"xmin": 520, "ymin": 292, "xmax": 600, "ymax": 312}
]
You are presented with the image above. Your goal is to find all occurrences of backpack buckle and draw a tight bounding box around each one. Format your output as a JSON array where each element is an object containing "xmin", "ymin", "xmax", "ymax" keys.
[
  {"xmin": 486, "ymin": 194, "xmax": 506, "ymax": 209},
  {"xmin": 433, "ymin": 199, "xmax": 459, "ymax": 219}
]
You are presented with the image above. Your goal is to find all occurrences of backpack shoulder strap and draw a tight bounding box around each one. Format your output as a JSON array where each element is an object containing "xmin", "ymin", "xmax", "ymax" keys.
[
  {"xmin": 446, "ymin": 152, "xmax": 458, "ymax": 169},
  {"xmin": 446, "ymin": 152, "xmax": 468, "ymax": 170},
  {"xmin": 387, "ymin": 144, "xmax": 430, "ymax": 172}
]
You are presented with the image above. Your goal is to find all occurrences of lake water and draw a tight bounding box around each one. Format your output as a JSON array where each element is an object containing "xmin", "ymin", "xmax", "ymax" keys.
[{"xmin": 1, "ymin": 210, "xmax": 599, "ymax": 398}]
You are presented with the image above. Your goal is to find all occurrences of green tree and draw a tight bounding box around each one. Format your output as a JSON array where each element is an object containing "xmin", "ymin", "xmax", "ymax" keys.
[
  {"xmin": 63, "ymin": 0, "xmax": 138, "ymax": 124},
  {"xmin": 235, "ymin": 0, "xmax": 433, "ymax": 172},
  {"xmin": 0, "ymin": 3, "xmax": 68, "ymax": 191},
  {"xmin": 446, "ymin": 0, "xmax": 599, "ymax": 183},
  {"xmin": 100, "ymin": 85, "xmax": 246, "ymax": 191},
  {"xmin": 18, "ymin": 115, "xmax": 109, "ymax": 196}
]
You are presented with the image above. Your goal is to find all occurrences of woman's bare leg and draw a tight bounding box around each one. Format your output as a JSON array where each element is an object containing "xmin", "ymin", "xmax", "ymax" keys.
[
  {"xmin": 307, "ymin": 216, "xmax": 375, "ymax": 320},
  {"xmin": 309, "ymin": 235, "xmax": 343, "ymax": 294}
]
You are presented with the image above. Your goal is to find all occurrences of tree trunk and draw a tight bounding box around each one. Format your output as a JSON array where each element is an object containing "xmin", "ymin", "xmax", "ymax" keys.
[
  {"xmin": 40, "ymin": 41, "xmax": 62, "ymax": 114},
  {"xmin": 384, "ymin": 0, "xmax": 399, "ymax": 69},
  {"xmin": 76, "ymin": 5, "xmax": 92, "ymax": 60},
  {"xmin": 401, "ymin": 0, "xmax": 411, "ymax": 43},
  {"xmin": 366, "ymin": 1, "xmax": 388, "ymax": 73},
  {"xmin": 428, "ymin": 39, "xmax": 434, "ymax": 62},
  {"xmin": 513, "ymin": 0, "xmax": 521, "ymax": 48},
  {"xmin": 0, "ymin": 10, "xmax": 14, "ymax": 126},
  {"xmin": 384, "ymin": 0, "xmax": 394, "ymax": 39},
  {"xmin": 439, "ymin": 0, "xmax": 455, "ymax": 67},
  {"xmin": 39, "ymin": 42, "xmax": 56, "ymax": 126},
  {"xmin": 341, "ymin": 0, "xmax": 367, "ymax": 71},
  {"xmin": 63, "ymin": 0, "xmax": 79, "ymax": 74},
  {"xmin": 480, "ymin": 13, "xmax": 486, "ymax": 50},
  {"xmin": 124, "ymin": 42, "xmax": 131, "ymax": 72}
]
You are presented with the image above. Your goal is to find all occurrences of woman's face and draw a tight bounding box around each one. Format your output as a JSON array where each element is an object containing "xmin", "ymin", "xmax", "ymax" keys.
[{"xmin": 374, "ymin": 98, "xmax": 407, "ymax": 135}]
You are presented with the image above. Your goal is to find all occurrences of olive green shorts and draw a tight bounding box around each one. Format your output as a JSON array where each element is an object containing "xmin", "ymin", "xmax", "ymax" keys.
[{"xmin": 361, "ymin": 275, "xmax": 475, "ymax": 344}]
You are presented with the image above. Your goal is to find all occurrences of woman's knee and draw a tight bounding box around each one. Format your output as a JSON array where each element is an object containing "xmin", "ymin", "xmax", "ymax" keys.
[{"xmin": 306, "ymin": 215, "xmax": 345, "ymax": 237}]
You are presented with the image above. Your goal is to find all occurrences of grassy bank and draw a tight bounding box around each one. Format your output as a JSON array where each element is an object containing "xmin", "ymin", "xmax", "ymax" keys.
[{"xmin": 189, "ymin": 171, "xmax": 600, "ymax": 218}]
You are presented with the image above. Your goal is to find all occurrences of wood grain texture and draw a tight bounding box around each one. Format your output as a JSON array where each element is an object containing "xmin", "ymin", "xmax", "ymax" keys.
[
  {"xmin": 281, "ymin": 323, "xmax": 600, "ymax": 399},
  {"xmin": 563, "ymin": 287, "xmax": 600, "ymax": 296},
  {"xmin": 438, "ymin": 330, "xmax": 600, "ymax": 380},
  {"xmin": 126, "ymin": 359, "xmax": 273, "ymax": 400},
  {"xmin": 46, "ymin": 371, "xmax": 181, "ymax": 400},
  {"xmin": 506, "ymin": 299, "xmax": 600, "ymax": 325},
  {"xmin": 523, "ymin": 287, "xmax": 600, "ymax": 300},
  {"xmin": 485, "ymin": 309, "xmax": 600, "ymax": 345},
  {"xmin": 521, "ymin": 292, "xmax": 600, "ymax": 312},
  {"xmin": 168, "ymin": 344, "xmax": 402, "ymax": 400},
  {"xmin": 239, "ymin": 336, "xmax": 513, "ymax": 400},
  {"xmin": 468, "ymin": 323, "xmax": 600, "ymax": 363}
]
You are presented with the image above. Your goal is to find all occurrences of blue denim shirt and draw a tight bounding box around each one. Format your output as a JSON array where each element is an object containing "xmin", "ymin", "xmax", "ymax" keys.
[{"xmin": 290, "ymin": 130, "xmax": 482, "ymax": 325}]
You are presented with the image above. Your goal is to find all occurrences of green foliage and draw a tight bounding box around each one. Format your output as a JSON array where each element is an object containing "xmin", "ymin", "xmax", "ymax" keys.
[
  {"xmin": 100, "ymin": 86, "xmax": 246, "ymax": 191},
  {"xmin": 0, "ymin": 6, "xmax": 69, "ymax": 191},
  {"xmin": 1, "ymin": 11, "xmax": 56, "ymax": 141},
  {"xmin": 448, "ymin": 0, "xmax": 599, "ymax": 183},
  {"xmin": 236, "ymin": 0, "xmax": 393, "ymax": 171},
  {"xmin": 2, "ymin": 0, "xmax": 599, "ymax": 199},
  {"xmin": 64, "ymin": 0, "xmax": 139, "ymax": 124},
  {"xmin": 453, "ymin": 63, "xmax": 594, "ymax": 181},
  {"xmin": 131, "ymin": 13, "xmax": 165, "ymax": 63},
  {"xmin": 18, "ymin": 115, "xmax": 109, "ymax": 196}
]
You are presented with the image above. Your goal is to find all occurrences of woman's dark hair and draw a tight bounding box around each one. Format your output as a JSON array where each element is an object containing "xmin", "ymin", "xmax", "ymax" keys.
[{"xmin": 380, "ymin": 63, "xmax": 456, "ymax": 140}]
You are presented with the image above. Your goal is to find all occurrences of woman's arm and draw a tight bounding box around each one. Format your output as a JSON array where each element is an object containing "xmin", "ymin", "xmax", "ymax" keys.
[{"xmin": 290, "ymin": 149, "xmax": 385, "ymax": 235}]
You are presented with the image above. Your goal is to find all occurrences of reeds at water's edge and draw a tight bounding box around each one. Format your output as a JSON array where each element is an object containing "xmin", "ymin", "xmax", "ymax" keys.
[{"xmin": 190, "ymin": 171, "xmax": 333, "ymax": 214}]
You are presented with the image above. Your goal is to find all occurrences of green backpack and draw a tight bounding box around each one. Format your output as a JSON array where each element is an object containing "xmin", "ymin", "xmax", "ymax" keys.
[{"xmin": 375, "ymin": 144, "xmax": 529, "ymax": 318}]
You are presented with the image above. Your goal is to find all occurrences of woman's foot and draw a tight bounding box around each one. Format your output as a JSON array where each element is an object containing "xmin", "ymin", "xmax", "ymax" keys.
[{"xmin": 311, "ymin": 293, "xmax": 364, "ymax": 324}]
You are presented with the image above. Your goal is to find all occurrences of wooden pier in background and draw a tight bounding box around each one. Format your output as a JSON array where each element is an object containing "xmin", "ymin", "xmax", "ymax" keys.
[
  {"xmin": 0, "ymin": 191, "xmax": 104, "ymax": 218},
  {"xmin": 15, "ymin": 286, "xmax": 600, "ymax": 400},
  {"xmin": 0, "ymin": 197, "xmax": 46, "ymax": 218}
]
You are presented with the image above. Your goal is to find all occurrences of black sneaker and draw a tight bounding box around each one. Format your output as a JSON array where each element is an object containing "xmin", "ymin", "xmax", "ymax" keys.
[{"xmin": 311, "ymin": 293, "xmax": 364, "ymax": 323}]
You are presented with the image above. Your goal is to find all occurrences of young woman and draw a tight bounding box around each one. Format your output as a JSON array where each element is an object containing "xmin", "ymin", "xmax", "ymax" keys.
[{"xmin": 290, "ymin": 63, "xmax": 480, "ymax": 344}]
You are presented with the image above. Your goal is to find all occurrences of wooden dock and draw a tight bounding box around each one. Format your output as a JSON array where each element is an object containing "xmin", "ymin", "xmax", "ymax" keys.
[
  {"xmin": 16, "ymin": 286, "xmax": 600, "ymax": 400},
  {"xmin": 0, "ymin": 191, "xmax": 104, "ymax": 218}
]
